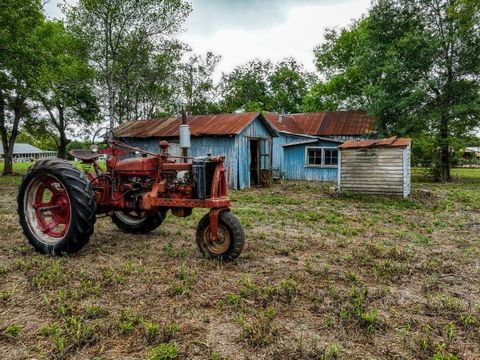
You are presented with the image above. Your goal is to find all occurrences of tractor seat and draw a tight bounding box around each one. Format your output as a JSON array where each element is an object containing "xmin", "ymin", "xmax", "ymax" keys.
[{"xmin": 70, "ymin": 149, "xmax": 102, "ymax": 161}]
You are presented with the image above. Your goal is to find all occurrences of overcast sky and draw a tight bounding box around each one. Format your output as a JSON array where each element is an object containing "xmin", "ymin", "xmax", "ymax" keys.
[{"xmin": 45, "ymin": 0, "xmax": 370, "ymax": 76}]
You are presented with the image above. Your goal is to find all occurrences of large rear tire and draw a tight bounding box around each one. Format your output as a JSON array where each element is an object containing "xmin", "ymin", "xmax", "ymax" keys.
[
  {"xmin": 196, "ymin": 211, "xmax": 245, "ymax": 261},
  {"xmin": 111, "ymin": 210, "xmax": 166, "ymax": 234},
  {"xmin": 17, "ymin": 159, "xmax": 97, "ymax": 255}
]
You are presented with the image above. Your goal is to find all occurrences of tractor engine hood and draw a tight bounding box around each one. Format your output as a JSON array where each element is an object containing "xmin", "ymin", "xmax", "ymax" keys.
[{"xmin": 114, "ymin": 157, "xmax": 159, "ymax": 177}]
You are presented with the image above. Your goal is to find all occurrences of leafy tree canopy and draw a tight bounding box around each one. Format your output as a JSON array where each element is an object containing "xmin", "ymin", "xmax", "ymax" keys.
[{"xmin": 309, "ymin": 0, "xmax": 480, "ymax": 180}]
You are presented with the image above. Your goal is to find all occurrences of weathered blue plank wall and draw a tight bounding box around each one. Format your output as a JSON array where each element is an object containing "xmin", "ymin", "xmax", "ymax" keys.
[
  {"xmin": 122, "ymin": 137, "xmax": 238, "ymax": 188},
  {"xmin": 272, "ymin": 133, "xmax": 314, "ymax": 177},
  {"xmin": 283, "ymin": 140, "xmax": 338, "ymax": 181}
]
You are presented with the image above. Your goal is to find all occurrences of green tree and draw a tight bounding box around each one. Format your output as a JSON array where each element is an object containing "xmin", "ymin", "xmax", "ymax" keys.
[
  {"xmin": 221, "ymin": 58, "xmax": 312, "ymax": 114},
  {"xmin": 311, "ymin": 0, "xmax": 480, "ymax": 181},
  {"xmin": 33, "ymin": 20, "xmax": 99, "ymax": 159},
  {"xmin": 116, "ymin": 39, "xmax": 184, "ymax": 121},
  {"xmin": 269, "ymin": 58, "xmax": 313, "ymax": 114},
  {"xmin": 0, "ymin": 0, "xmax": 44, "ymax": 175},
  {"xmin": 221, "ymin": 60, "xmax": 273, "ymax": 113},
  {"xmin": 65, "ymin": 0, "xmax": 192, "ymax": 129},
  {"xmin": 178, "ymin": 51, "xmax": 222, "ymax": 115}
]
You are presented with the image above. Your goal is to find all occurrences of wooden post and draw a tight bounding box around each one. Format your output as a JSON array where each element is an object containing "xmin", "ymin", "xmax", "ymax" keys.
[{"xmin": 181, "ymin": 107, "xmax": 188, "ymax": 163}]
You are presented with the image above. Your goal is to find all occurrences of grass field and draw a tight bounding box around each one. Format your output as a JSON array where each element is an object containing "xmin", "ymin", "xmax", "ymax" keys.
[{"xmin": 0, "ymin": 163, "xmax": 479, "ymax": 359}]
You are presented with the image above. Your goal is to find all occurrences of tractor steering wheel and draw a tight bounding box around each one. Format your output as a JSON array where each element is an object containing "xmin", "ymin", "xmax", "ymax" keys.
[{"xmin": 92, "ymin": 127, "xmax": 115, "ymax": 151}]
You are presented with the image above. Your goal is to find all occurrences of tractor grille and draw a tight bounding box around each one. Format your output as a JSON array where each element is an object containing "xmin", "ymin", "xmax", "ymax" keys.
[{"xmin": 192, "ymin": 159, "xmax": 216, "ymax": 199}]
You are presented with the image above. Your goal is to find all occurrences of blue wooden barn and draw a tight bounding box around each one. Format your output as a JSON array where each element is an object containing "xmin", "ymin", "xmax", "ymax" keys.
[
  {"xmin": 264, "ymin": 111, "xmax": 375, "ymax": 182},
  {"xmin": 114, "ymin": 112, "xmax": 278, "ymax": 190}
]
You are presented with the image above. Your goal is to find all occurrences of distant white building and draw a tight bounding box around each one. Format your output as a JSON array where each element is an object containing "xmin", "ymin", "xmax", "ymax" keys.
[
  {"xmin": 0, "ymin": 143, "xmax": 57, "ymax": 162},
  {"xmin": 463, "ymin": 147, "xmax": 480, "ymax": 161}
]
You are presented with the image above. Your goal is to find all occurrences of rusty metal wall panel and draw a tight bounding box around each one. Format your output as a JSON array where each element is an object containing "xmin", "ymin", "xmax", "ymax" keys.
[{"xmin": 339, "ymin": 137, "xmax": 411, "ymax": 150}]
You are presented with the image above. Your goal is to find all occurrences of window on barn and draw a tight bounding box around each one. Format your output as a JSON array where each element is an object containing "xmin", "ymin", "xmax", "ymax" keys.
[
  {"xmin": 307, "ymin": 148, "xmax": 323, "ymax": 166},
  {"xmin": 324, "ymin": 148, "xmax": 338, "ymax": 166},
  {"xmin": 305, "ymin": 147, "xmax": 339, "ymax": 167}
]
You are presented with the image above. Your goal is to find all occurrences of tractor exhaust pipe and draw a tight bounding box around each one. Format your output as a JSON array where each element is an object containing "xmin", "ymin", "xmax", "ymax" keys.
[{"xmin": 180, "ymin": 107, "xmax": 190, "ymax": 162}]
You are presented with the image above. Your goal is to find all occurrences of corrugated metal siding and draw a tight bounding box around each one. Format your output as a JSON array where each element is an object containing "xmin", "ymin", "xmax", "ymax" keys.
[
  {"xmin": 339, "ymin": 147, "xmax": 410, "ymax": 197},
  {"xmin": 283, "ymin": 140, "xmax": 338, "ymax": 182},
  {"xmin": 403, "ymin": 145, "xmax": 411, "ymax": 198}
]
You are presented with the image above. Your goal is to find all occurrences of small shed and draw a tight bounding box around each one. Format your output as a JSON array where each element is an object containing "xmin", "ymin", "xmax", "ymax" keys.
[
  {"xmin": 114, "ymin": 113, "xmax": 278, "ymax": 190},
  {"xmin": 338, "ymin": 137, "xmax": 411, "ymax": 198}
]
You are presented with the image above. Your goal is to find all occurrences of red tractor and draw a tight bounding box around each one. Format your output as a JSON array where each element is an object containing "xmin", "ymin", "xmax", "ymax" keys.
[{"xmin": 17, "ymin": 128, "xmax": 245, "ymax": 261}]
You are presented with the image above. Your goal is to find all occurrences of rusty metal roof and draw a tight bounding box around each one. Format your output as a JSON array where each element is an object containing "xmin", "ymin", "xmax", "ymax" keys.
[
  {"xmin": 114, "ymin": 112, "xmax": 277, "ymax": 138},
  {"xmin": 339, "ymin": 137, "xmax": 411, "ymax": 149},
  {"xmin": 264, "ymin": 111, "xmax": 375, "ymax": 136},
  {"xmin": 263, "ymin": 112, "xmax": 304, "ymax": 134}
]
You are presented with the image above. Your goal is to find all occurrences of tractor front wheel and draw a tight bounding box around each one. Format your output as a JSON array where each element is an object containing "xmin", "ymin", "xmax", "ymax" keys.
[
  {"xmin": 111, "ymin": 210, "xmax": 166, "ymax": 234},
  {"xmin": 196, "ymin": 211, "xmax": 245, "ymax": 261},
  {"xmin": 17, "ymin": 159, "xmax": 97, "ymax": 255}
]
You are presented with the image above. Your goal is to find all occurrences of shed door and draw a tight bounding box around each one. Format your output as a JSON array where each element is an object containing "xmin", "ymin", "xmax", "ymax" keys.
[{"xmin": 259, "ymin": 139, "xmax": 272, "ymax": 170}]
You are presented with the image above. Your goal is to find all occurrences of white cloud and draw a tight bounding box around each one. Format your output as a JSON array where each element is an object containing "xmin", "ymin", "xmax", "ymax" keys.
[
  {"xmin": 180, "ymin": 0, "xmax": 370, "ymax": 77},
  {"xmin": 45, "ymin": 0, "xmax": 370, "ymax": 76},
  {"xmin": 186, "ymin": 0, "xmax": 350, "ymax": 34}
]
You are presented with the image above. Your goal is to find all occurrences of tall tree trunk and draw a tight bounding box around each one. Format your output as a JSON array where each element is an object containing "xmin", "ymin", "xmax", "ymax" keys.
[
  {"xmin": 439, "ymin": 51, "xmax": 454, "ymax": 183},
  {"xmin": 57, "ymin": 107, "xmax": 70, "ymax": 159},
  {"xmin": 1, "ymin": 94, "xmax": 23, "ymax": 175},
  {"xmin": 439, "ymin": 114, "xmax": 451, "ymax": 182},
  {"xmin": 3, "ymin": 149, "xmax": 13, "ymax": 175},
  {"xmin": 0, "ymin": 90, "xmax": 10, "ymax": 175},
  {"xmin": 108, "ymin": 82, "xmax": 115, "ymax": 130},
  {"xmin": 58, "ymin": 133, "xmax": 69, "ymax": 159}
]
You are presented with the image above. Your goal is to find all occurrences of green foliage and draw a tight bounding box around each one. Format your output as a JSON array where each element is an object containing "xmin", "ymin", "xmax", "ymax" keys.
[
  {"xmin": 0, "ymin": 0, "xmax": 45, "ymax": 174},
  {"xmin": 178, "ymin": 52, "xmax": 223, "ymax": 115},
  {"xmin": 221, "ymin": 58, "xmax": 314, "ymax": 114},
  {"xmin": 118, "ymin": 309, "xmax": 141, "ymax": 335},
  {"xmin": 32, "ymin": 19, "xmax": 99, "ymax": 158},
  {"xmin": 238, "ymin": 307, "xmax": 278, "ymax": 347},
  {"xmin": 310, "ymin": 0, "xmax": 480, "ymax": 181},
  {"xmin": 65, "ymin": 0, "xmax": 192, "ymax": 127}
]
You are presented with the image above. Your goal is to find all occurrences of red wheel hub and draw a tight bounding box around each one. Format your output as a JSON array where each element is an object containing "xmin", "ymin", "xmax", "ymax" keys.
[{"xmin": 33, "ymin": 178, "xmax": 71, "ymax": 238}]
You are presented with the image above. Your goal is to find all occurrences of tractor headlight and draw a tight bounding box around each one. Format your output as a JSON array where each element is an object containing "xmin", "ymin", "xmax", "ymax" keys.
[{"xmin": 90, "ymin": 144, "xmax": 98, "ymax": 153}]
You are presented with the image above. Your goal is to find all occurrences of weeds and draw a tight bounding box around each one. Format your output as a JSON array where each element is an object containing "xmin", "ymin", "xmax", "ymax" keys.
[
  {"xmin": 118, "ymin": 309, "xmax": 141, "ymax": 334},
  {"xmin": 147, "ymin": 342, "xmax": 178, "ymax": 360},
  {"xmin": 339, "ymin": 287, "xmax": 379, "ymax": 333},
  {"xmin": 1, "ymin": 324, "xmax": 21, "ymax": 338},
  {"xmin": 238, "ymin": 307, "xmax": 278, "ymax": 348}
]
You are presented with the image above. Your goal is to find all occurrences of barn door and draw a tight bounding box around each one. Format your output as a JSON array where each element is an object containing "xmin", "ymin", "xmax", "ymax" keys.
[
  {"xmin": 259, "ymin": 139, "xmax": 272, "ymax": 187},
  {"xmin": 259, "ymin": 139, "xmax": 271, "ymax": 170}
]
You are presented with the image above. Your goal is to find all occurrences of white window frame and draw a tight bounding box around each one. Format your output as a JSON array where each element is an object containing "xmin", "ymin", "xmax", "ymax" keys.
[{"xmin": 305, "ymin": 146, "xmax": 339, "ymax": 168}]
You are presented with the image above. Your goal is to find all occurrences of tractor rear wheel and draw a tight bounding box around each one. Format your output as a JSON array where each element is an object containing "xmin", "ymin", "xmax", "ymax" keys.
[
  {"xmin": 196, "ymin": 211, "xmax": 245, "ymax": 261},
  {"xmin": 17, "ymin": 159, "xmax": 97, "ymax": 255},
  {"xmin": 111, "ymin": 210, "xmax": 166, "ymax": 234}
]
